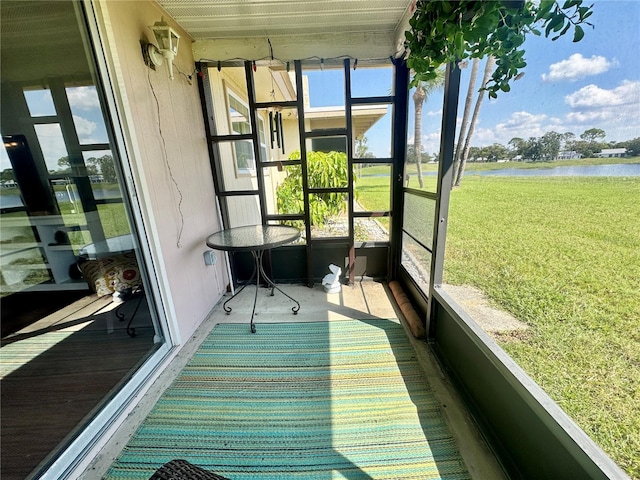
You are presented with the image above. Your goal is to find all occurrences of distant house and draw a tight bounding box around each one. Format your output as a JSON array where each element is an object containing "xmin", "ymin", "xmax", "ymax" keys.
[
  {"xmin": 558, "ymin": 150, "xmax": 581, "ymax": 160},
  {"xmin": 597, "ymin": 148, "xmax": 627, "ymax": 158}
]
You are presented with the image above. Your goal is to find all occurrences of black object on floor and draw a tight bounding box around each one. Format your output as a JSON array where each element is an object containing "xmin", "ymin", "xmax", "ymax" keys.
[{"xmin": 149, "ymin": 459, "xmax": 231, "ymax": 480}]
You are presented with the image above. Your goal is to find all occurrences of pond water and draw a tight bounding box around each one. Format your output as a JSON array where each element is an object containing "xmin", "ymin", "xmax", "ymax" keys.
[
  {"xmin": 361, "ymin": 163, "xmax": 640, "ymax": 178},
  {"xmin": 0, "ymin": 189, "xmax": 121, "ymax": 209},
  {"xmin": 475, "ymin": 163, "xmax": 640, "ymax": 177}
]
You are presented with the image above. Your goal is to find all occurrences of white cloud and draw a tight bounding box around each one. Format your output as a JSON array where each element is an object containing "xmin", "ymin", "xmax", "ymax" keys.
[
  {"xmin": 421, "ymin": 132, "xmax": 442, "ymax": 154},
  {"xmin": 470, "ymin": 112, "xmax": 568, "ymax": 146},
  {"xmin": 562, "ymin": 80, "xmax": 640, "ymax": 138},
  {"xmin": 542, "ymin": 54, "xmax": 616, "ymax": 82},
  {"xmin": 67, "ymin": 86, "xmax": 100, "ymax": 111},
  {"xmin": 564, "ymin": 80, "xmax": 640, "ymax": 108},
  {"xmin": 494, "ymin": 111, "xmax": 549, "ymax": 136},
  {"xmin": 72, "ymin": 115, "xmax": 98, "ymax": 143}
]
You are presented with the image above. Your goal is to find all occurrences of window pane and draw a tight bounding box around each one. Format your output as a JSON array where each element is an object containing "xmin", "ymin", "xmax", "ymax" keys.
[
  {"xmin": 303, "ymin": 65, "xmax": 345, "ymax": 130},
  {"xmin": 264, "ymin": 164, "xmax": 302, "ymax": 216},
  {"xmin": 233, "ymin": 139, "xmax": 255, "ymax": 173},
  {"xmin": 254, "ymin": 63, "xmax": 295, "ymax": 104},
  {"xmin": 1, "ymin": 3, "xmax": 161, "ymax": 476},
  {"xmin": 257, "ymin": 107, "xmax": 300, "ymax": 161},
  {"xmin": 67, "ymin": 86, "xmax": 109, "ymax": 144},
  {"xmin": 402, "ymin": 232, "xmax": 431, "ymax": 293},
  {"xmin": 309, "ymin": 192, "xmax": 348, "ymax": 238},
  {"xmin": 229, "ymin": 94, "xmax": 250, "ymax": 134},
  {"xmin": 23, "ymin": 88, "xmax": 56, "ymax": 117},
  {"xmin": 81, "ymin": 150, "xmax": 122, "ymax": 200},
  {"xmin": 354, "ymin": 164, "xmax": 390, "ymax": 212},
  {"xmin": 353, "ymin": 104, "xmax": 391, "ymax": 159},
  {"xmin": 206, "ymin": 66, "xmax": 250, "ymax": 136},
  {"xmin": 216, "ymin": 141, "xmax": 259, "ymax": 191},
  {"xmin": 225, "ymin": 195, "xmax": 261, "ymax": 228},
  {"xmin": 403, "ymin": 193, "xmax": 435, "ymax": 249},
  {"xmin": 406, "ymin": 84, "xmax": 443, "ymax": 194},
  {"xmin": 350, "ymin": 64, "xmax": 394, "ymax": 97},
  {"xmin": 33, "ymin": 123, "xmax": 68, "ymax": 172},
  {"xmin": 355, "ymin": 218, "xmax": 388, "ymax": 242}
]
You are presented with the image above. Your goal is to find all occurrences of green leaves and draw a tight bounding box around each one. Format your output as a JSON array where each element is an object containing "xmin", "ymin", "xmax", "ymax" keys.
[
  {"xmin": 276, "ymin": 150, "xmax": 350, "ymax": 227},
  {"xmin": 406, "ymin": 0, "xmax": 594, "ymax": 97},
  {"xmin": 573, "ymin": 25, "xmax": 585, "ymax": 42}
]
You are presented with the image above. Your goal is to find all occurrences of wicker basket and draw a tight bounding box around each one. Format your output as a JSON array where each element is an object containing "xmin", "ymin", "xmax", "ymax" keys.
[{"xmin": 149, "ymin": 459, "xmax": 231, "ymax": 480}]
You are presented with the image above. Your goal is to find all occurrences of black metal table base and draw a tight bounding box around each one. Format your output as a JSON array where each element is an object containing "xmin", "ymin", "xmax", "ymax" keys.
[
  {"xmin": 223, "ymin": 250, "xmax": 300, "ymax": 333},
  {"xmin": 115, "ymin": 287, "xmax": 144, "ymax": 337}
]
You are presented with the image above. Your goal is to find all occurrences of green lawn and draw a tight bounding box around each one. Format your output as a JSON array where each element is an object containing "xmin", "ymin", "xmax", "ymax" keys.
[
  {"xmin": 357, "ymin": 171, "xmax": 640, "ymax": 478},
  {"xmin": 445, "ymin": 176, "xmax": 640, "ymax": 478}
]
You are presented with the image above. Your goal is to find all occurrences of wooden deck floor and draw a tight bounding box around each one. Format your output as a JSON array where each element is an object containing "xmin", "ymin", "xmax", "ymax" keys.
[{"xmin": 1, "ymin": 292, "xmax": 157, "ymax": 480}]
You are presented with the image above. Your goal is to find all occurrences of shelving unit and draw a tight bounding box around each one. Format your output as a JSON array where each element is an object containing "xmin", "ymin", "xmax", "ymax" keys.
[{"xmin": 0, "ymin": 215, "xmax": 90, "ymax": 292}]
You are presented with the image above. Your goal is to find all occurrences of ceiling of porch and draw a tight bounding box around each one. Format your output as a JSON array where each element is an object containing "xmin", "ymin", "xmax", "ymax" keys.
[{"xmin": 155, "ymin": 0, "xmax": 415, "ymax": 65}]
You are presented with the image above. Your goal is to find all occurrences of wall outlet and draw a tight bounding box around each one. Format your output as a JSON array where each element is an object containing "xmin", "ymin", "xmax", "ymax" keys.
[{"xmin": 203, "ymin": 250, "xmax": 216, "ymax": 266}]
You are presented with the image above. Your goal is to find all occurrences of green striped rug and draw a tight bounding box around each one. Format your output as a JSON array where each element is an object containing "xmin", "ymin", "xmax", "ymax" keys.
[{"xmin": 106, "ymin": 320, "xmax": 470, "ymax": 479}]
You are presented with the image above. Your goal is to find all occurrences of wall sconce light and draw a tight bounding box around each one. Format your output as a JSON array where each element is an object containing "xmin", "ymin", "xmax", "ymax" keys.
[{"xmin": 145, "ymin": 17, "xmax": 180, "ymax": 80}]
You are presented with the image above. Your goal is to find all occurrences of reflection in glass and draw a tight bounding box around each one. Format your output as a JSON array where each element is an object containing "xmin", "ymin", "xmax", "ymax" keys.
[
  {"xmin": 81, "ymin": 150, "xmax": 122, "ymax": 200},
  {"xmin": 1, "ymin": 3, "xmax": 161, "ymax": 476},
  {"xmin": 23, "ymin": 88, "xmax": 56, "ymax": 117},
  {"xmin": 67, "ymin": 86, "xmax": 109, "ymax": 144},
  {"xmin": 0, "ymin": 211, "xmax": 51, "ymax": 289},
  {"xmin": 33, "ymin": 123, "xmax": 68, "ymax": 171}
]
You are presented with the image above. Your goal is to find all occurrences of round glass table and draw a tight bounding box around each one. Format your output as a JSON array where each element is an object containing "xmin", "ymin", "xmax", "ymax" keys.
[{"xmin": 206, "ymin": 225, "xmax": 301, "ymax": 333}]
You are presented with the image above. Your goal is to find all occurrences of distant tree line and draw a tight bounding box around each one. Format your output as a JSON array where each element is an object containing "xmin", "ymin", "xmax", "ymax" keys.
[
  {"xmin": 408, "ymin": 131, "xmax": 639, "ymax": 165},
  {"xmin": 56, "ymin": 155, "xmax": 117, "ymax": 182},
  {"xmin": 0, "ymin": 154, "xmax": 117, "ymax": 187}
]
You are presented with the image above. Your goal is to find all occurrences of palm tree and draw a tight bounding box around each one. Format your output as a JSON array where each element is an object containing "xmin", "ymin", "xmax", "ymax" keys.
[
  {"xmin": 412, "ymin": 70, "xmax": 445, "ymax": 189},
  {"xmin": 452, "ymin": 58, "xmax": 480, "ymax": 186},
  {"xmin": 454, "ymin": 56, "xmax": 496, "ymax": 187}
]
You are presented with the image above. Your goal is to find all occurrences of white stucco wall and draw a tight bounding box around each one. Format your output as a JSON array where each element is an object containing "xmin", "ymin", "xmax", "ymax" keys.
[{"xmin": 95, "ymin": 0, "xmax": 227, "ymax": 341}]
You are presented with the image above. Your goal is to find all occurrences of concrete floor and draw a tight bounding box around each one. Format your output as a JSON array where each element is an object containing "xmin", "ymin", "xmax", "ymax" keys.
[{"xmin": 82, "ymin": 281, "xmax": 507, "ymax": 479}]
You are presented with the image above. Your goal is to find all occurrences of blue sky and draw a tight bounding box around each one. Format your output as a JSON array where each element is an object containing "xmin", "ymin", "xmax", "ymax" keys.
[{"xmin": 306, "ymin": 0, "xmax": 640, "ymax": 158}]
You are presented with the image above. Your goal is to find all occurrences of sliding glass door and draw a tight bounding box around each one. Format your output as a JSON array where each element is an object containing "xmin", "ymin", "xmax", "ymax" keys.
[{"xmin": 0, "ymin": 2, "xmax": 163, "ymax": 477}]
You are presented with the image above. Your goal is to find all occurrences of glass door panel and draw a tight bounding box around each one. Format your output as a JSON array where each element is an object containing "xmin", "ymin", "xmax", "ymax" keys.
[{"xmin": 1, "ymin": 2, "xmax": 163, "ymax": 477}]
